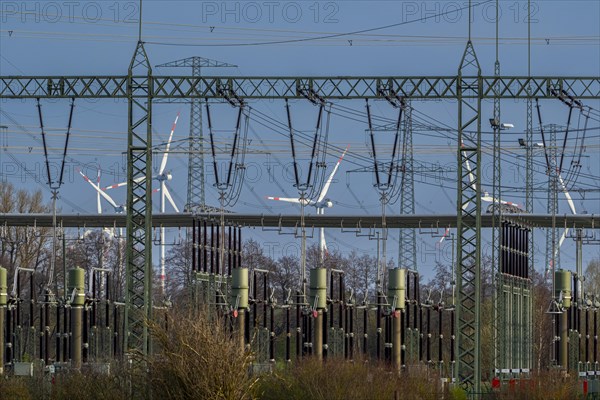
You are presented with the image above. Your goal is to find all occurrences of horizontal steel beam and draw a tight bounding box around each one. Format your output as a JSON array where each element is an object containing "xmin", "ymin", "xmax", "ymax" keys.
[
  {"xmin": 1, "ymin": 76, "xmax": 598, "ymax": 99},
  {"xmin": 0, "ymin": 213, "xmax": 596, "ymax": 229}
]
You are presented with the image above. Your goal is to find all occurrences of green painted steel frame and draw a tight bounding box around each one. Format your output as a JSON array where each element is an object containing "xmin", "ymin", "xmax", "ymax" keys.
[
  {"xmin": 1, "ymin": 76, "xmax": 599, "ymax": 99},
  {"xmin": 124, "ymin": 41, "xmax": 153, "ymax": 358},
  {"xmin": 456, "ymin": 40, "xmax": 482, "ymax": 392},
  {"xmin": 399, "ymin": 102, "xmax": 416, "ymax": 272},
  {"xmin": 0, "ymin": 53, "xmax": 599, "ymax": 388}
]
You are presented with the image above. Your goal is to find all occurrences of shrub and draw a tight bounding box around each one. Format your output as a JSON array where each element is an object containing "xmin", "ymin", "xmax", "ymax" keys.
[{"xmin": 146, "ymin": 310, "xmax": 258, "ymax": 400}]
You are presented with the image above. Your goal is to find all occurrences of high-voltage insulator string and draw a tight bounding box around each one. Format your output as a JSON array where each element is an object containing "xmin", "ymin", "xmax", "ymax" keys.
[
  {"xmin": 551, "ymin": 90, "xmax": 591, "ymax": 191},
  {"xmin": 365, "ymin": 98, "xmax": 404, "ymax": 286},
  {"xmin": 365, "ymin": 99, "xmax": 405, "ymax": 197},
  {"xmin": 565, "ymin": 106, "xmax": 591, "ymax": 190},
  {"xmin": 387, "ymin": 99, "xmax": 404, "ymax": 188},
  {"xmin": 366, "ymin": 100, "xmax": 381, "ymax": 188},
  {"xmin": 36, "ymin": 97, "xmax": 75, "ymax": 291},
  {"xmin": 558, "ymin": 93, "xmax": 575, "ymax": 176},
  {"xmin": 36, "ymin": 98, "xmax": 75, "ymax": 190},
  {"xmin": 205, "ymin": 99, "xmax": 250, "ymax": 207},
  {"xmin": 285, "ymin": 99, "xmax": 329, "ymax": 197},
  {"xmin": 206, "ymin": 98, "xmax": 250, "ymax": 276},
  {"xmin": 284, "ymin": 98, "xmax": 330, "ymax": 295},
  {"xmin": 535, "ymin": 98, "xmax": 551, "ymax": 175}
]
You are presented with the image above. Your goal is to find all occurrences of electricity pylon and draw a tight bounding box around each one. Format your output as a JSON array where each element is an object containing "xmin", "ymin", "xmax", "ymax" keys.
[{"xmin": 156, "ymin": 57, "xmax": 237, "ymax": 213}]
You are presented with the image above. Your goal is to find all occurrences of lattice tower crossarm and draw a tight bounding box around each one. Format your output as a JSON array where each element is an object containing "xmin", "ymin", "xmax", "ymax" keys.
[{"xmin": 1, "ymin": 76, "xmax": 598, "ymax": 99}]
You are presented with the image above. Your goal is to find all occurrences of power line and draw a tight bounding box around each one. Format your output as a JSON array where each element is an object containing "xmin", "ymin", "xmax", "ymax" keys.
[{"xmin": 145, "ymin": 0, "xmax": 494, "ymax": 47}]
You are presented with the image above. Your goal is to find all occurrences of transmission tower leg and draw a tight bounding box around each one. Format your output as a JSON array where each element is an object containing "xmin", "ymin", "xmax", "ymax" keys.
[
  {"xmin": 526, "ymin": 92, "xmax": 534, "ymax": 373},
  {"xmin": 399, "ymin": 101, "xmax": 416, "ymax": 272},
  {"xmin": 455, "ymin": 40, "xmax": 482, "ymax": 392},
  {"xmin": 124, "ymin": 40, "xmax": 153, "ymax": 359},
  {"xmin": 492, "ymin": 53, "xmax": 503, "ymax": 378}
]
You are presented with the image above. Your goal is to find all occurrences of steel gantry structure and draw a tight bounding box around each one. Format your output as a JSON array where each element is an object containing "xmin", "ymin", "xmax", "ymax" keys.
[{"xmin": 1, "ymin": 40, "xmax": 599, "ymax": 389}]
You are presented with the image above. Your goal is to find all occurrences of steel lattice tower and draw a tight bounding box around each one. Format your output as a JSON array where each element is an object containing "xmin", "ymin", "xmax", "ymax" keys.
[
  {"xmin": 399, "ymin": 101, "xmax": 416, "ymax": 271},
  {"xmin": 156, "ymin": 57, "xmax": 236, "ymax": 213},
  {"xmin": 525, "ymin": 0, "xmax": 535, "ymax": 370},
  {"xmin": 491, "ymin": 3, "xmax": 503, "ymax": 372},
  {"xmin": 124, "ymin": 39, "xmax": 153, "ymax": 358},
  {"xmin": 456, "ymin": 38, "xmax": 482, "ymax": 392}
]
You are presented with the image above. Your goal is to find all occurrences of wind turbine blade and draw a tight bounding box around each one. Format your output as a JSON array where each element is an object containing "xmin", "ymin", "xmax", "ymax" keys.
[
  {"xmin": 103, "ymin": 175, "xmax": 145, "ymax": 190},
  {"xmin": 163, "ymin": 185, "xmax": 180, "ymax": 213},
  {"xmin": 79, "ymin": 170, "xmax": 120, "ymax": 210},
  {"xmin": 548, "ymin": 227, "xmax": 570, "ymax": 271},
  {"xmin": 96, "ymin": 168, "xmax": 102, "ymax": 214},
  {"xmin": 318, "ymin": 208, "xmax": 328, "ymax": 257},
  {"xmin": 460, "ymin": 141, "xmax": 477, "ymax": 191},
  {"xmin": 266, "ymin": 196, "xmax": 301, "ymax": 204},
  {"xmin": 480, "ymin": 194, "xmax": 519, "ymax": 208},
  {"xmin": 558, "ymin": 174, "xmax": 577, "ymax": 215},
  {"xmin": 159, "ymin": 112, "xmax": 180, "ymax": 176},
  {"xmin": 318, "ymin": 145, "xmax": 349, "ymax": 203},
  {"xmin": 439, "ymin": 228, "xmax": 450, "ymax": 244},
  {"xmin": 553, "ymin": 173, "xmax": 577, "ymax": 252},
  {"xmin": 558, "ymin": 228, "xmax": 569, "ymax": 249}
]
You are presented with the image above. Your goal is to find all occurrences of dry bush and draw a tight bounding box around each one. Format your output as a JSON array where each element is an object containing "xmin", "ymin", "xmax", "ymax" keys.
[
  {"xmin": 146, "ymin": 309, "xmax": 258, "ymax": 400},
  {"xmin": 258, "ymin": 358, "xmax": 440, "ymax": 400},
  {"xmin": 0, "ymin": 376, "xmax": 33, "ymax": 400},
  {"xmin": 49, "ymin": 370, "xmax": 127, "ymax": 400}
]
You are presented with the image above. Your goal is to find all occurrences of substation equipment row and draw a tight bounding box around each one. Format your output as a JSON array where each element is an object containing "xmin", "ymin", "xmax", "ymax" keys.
[
  {"xmin": 0, "ymin": 265, "xmax": 116, "ymax": 376},
  {"xmin": 553, "ymin": 269, "xmax": 600, "ymax": 387},
  {"xmin": 190, "ymin": 221, "xmax": 456, "ymax": 375},
  {"xmin": 0, "ymin": 220, "xmax": 597, "ymax": 384}
]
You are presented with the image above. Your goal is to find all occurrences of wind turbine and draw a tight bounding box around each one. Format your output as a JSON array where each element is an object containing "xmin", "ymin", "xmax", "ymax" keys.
[
  {"xmin": 79, "ymin": 167, "xmax": 160, "ymax": 234},
  {"xmin": 79, "ymin": 168, "xmax": 125, "ymax": 216},
  {"xmin": 461, "ymin": 142, "xmax": 522, "ymax": 212},
  {"xmin": 79, "ymin": 167, "xmax": 128, "ymax": 294},
  {"xmin": 103, "ymin": 112, "xmax": 181, "ymax": 295},
  {"xmin": 267, "ymin": 146, "xmax": 349, "ymax": 264}
]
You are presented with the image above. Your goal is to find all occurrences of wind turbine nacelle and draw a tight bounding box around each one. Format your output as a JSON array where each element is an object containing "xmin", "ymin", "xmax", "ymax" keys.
[
  {"xmin": 157, "ymin": 172, "xmax": 173, "ymax": 182},
  {"xmin": 315, "ymin": 199, "xmax": 334, "ymax": 208}
]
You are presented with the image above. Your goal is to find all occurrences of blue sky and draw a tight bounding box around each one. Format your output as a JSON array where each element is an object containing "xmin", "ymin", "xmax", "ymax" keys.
[{"xmin": 0, "ymin": 1, "xmax": 599, "ymax": 279}]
